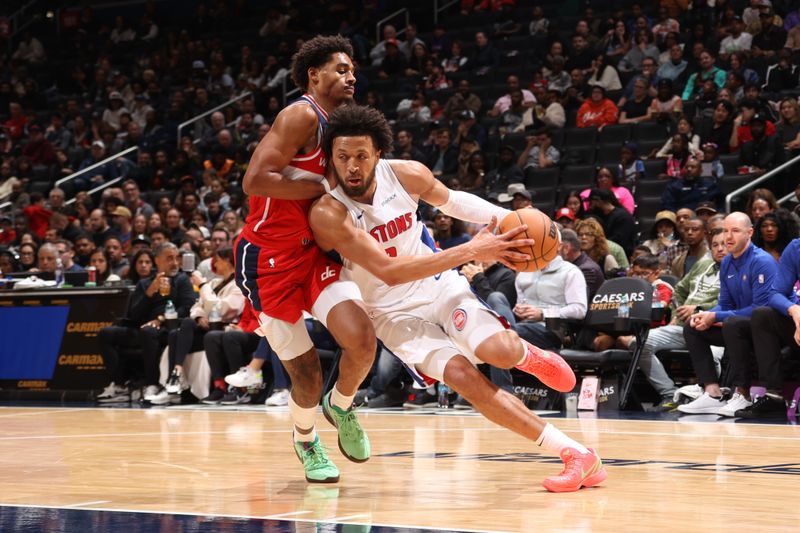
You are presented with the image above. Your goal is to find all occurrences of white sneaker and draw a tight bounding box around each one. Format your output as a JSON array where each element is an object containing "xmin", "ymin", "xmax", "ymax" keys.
[
  {"xmin": 97, "ymin": 382, "xmax": 130, "ymax": 403},
  {"xmin": 225, "ymin": 367, "xmax": 263, "ymax": 388},
  {"xmin": 165, "ymin": 369, "xmax": 185, "ymax": 394},
  {"xmin": 677, "ymin": 392, "xmax": 727, "ymax": 414},
  {"xmin": 718, "ymin": 392, "xmax": 752, "ymax": 417},
  {"xmin": 265, "ymin": 389, "xmax": 290, "ymax": 406},
  {"xmin": 143, "ymin": 385, "xmax": 162, "ymax": 401},
  {"xmin": 149, "ymin": 389, "xmax": 181, "ymax": 405}
]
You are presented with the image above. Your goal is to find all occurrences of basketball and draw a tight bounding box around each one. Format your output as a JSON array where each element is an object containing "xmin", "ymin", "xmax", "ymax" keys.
[{"xmin": 499, "ymin": 208, "xmax": 561, "ymax": 272}]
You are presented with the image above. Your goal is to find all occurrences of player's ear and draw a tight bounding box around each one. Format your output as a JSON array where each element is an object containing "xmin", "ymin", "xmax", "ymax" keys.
[{"xmin": 308, "ymin": 67, "xmax": 319, "ymax": 85}]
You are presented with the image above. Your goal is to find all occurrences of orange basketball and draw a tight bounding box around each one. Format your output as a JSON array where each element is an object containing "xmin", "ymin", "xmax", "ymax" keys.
[{"xmin": 498, "ymin": 208, "xmax": 561, "ymax": 272}]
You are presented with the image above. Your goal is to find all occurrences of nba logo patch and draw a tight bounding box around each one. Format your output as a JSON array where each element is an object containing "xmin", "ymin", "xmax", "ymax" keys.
[
  {"xmin": 452, "ymin": 308, "xmax": 467, "ymax": 331},
  {"xmin": 758, "ymin": 274, "xmax": 764, "ymax": 284}
]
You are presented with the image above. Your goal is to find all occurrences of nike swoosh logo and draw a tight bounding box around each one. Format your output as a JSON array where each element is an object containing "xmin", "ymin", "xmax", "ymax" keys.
[
  {"xmin": 357, "ymin": 211, "xmax": 364, "ymax": 219},
  {"xmin": 727, "ymin": 274, "xmax": 734, "ymax": 278}
]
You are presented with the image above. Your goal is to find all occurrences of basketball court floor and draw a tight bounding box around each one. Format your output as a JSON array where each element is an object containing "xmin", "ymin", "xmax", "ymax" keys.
[{"xmin": 0, "ymin": 403, "xmax": 797, "ymax": 532}]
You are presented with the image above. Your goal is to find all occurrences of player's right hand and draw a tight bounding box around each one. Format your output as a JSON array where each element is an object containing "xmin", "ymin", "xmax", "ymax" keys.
[{"xmin": 469, "ymin": 216, "xmax": 535, "ymax": 268}]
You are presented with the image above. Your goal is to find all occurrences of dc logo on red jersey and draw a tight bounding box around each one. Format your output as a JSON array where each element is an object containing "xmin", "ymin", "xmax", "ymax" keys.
[
  {"xmin": 452, "ymin": 308, "xmax": 467, "ymax": 331},
  {"xmin": 321, "ymin": 266, "xmax": 337, "ymax": 281}
]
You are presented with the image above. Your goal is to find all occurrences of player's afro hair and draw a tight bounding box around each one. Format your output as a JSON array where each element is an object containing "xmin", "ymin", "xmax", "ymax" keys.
[
  {"xmin": 290, "ymin": 35, "xmax": 354, "ymax": 92},
  {"xmin": 323, "ymin": 105, "xmax": 394, "ymax": 156}
]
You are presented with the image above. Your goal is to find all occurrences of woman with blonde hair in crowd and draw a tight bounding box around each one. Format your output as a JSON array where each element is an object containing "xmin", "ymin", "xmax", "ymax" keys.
[
  {"xmin": 575, "ymin": 218, "xmax": 619, "ymax": 277},
  {"xmin": 777, "ymin": 97, "xmax": 800, "ymax": 158}
]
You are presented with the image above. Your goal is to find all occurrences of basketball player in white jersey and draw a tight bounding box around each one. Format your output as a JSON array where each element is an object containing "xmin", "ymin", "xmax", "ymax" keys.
[{"xmin": 309, "ymin": 105, "xmax": 607, "ymax": 492}]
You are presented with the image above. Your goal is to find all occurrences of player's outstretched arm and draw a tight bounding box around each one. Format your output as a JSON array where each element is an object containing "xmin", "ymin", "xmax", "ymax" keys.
[
  {"xmin": 391, "ymin": 160, "xmax": 512, "ymax": 224},
  {"xmin": 242, "ymin": 105, "xmax": 326, "ymax": 200},
  {"xmin": 309, "ymin": 196, "xmax": 534, "ymax": 286}
]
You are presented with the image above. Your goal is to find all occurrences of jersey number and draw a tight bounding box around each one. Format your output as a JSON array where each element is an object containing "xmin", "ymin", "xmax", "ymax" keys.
[{"xmin": 385, "ymin": 247, "xmax": 397, "ymax": 257}]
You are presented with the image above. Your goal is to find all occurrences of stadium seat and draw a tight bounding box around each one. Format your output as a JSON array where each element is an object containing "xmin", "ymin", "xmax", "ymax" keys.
[
  {"xmin": 524, "ymin": 167, "xmax": 560, "ymax": 190},
  {"xmin": 559, "ymin": 164, "xmax": 596, "ymax": 190},
  {"xmin": 719, "ymin": 173, "xmax": 758, "ymax": 196},
  {"xmin": 633, "ymin": 122, "xmax": 670, "ymax": 143},
  {"xmin": 719, "ymin": 153, "xmax": 741, "ymax": 175},
  {"xmin": 634, "ymin": 179, "xmax": 669, "ymax": 198},
  {"xmin": 598, "ymin": 124, "xmax": 631, "ymax": 144},
  {"xmin": 643, "ymin": 158, "xmax": 667, "ymax": 178},
  {"xmin": 597, "ymin": 143, "xmax": 621, "ymax": 165},
  {"xmin": 559, "ymin": 277, "xmax": 655, "ymax": 409},
  {"xmin": 563, "ymin": 127, "xmax": 597, "ymax": 147}
]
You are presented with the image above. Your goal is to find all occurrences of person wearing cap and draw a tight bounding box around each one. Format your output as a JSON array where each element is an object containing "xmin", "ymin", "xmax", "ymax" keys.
[
  {"xmin": 111, "ymin": 206, "xmax": 133, "ymax": 252},
  {"xmin": 662, "ymin": 158, "xmax": 724, "ymax": 213},
  {"xmin": 643, "ymin": 210, "xmax": 679, "ymax": 259},
  {"xmin": 576, "ymin": 85, "xmax": 618, "ymax": 129},
  {"xmin": 554, "ymin": 207, "xmax": 576, "ymax": 231},
  {"xmin": 587, "ymin": 187, "xmax": 636, "ymax": 256},
  {"xmin": 485, "ymin": 145, "xmax": 523, "ymax": 192},
  {"xmin": 751, "ymin": 9, "xmax": 786, "ymax": 58},
  {"xmin": 101, "ymin": 91, "xmax": 130, "ymax": 132},
  {"xmin": 130, "ymin": 234, "xmax": 152, "ymax": 256},
  {"xmin": 76, "ymin": 140, "xmax": 119, "ymax": 191},
  {"xmin": 719, "ymin": 16, "xmax": 753, "ymax": 60},
  {"xmin": 378, "ymin": 37, "xmax": 407, "ymax": 79},
  {"xmin": 498, "ymin": 183, "xmax": 534, "ymax": 211},
  {"xmin": 454, "ymin": 109, "xmax": 487, "ymax": 148},
  {"xmin": 695, "ymin": 201, "xmax": 719, "ymax": 223},
  {"xmin": 738, "ymin": 113, "xmax": 785, "ymax": 173},
  {"xmin": 370, "ymin": 24, "xmax": 398, "ymax": 66}
]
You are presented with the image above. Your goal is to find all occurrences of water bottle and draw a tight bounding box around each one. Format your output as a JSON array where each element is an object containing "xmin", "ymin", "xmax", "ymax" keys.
[
  {"xmin": 652, "ymin": 287, "xmax": 664, "ymax": 309},
  {"xmin": 438, "ymin": 382, "xmax": 450, "ymax": 409},
  {"xmin": 617, "ymin": 295, "xmax": 630, "ymax": 319},
  {"xmin": 164, "ymin": 300, "xmax": 178, "ymax": 329},
  {"xmin": 208, "ymin": 300, "xmax": 222, "ymax": 330},
  {"xmin": 55, "ymin": 257, "xmax": 64, "ymax": 287}
]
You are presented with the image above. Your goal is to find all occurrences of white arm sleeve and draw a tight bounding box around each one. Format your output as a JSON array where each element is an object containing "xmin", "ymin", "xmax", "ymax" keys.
[{"xmin": 436, "ymin": 190, "xmax": 511, "ymax": 225}]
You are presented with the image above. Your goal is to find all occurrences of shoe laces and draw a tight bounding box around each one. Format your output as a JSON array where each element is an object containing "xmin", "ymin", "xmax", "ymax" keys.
[
  {"xmin": 302, "ymin": 441, "xmax": 332, "ymax": 470},
  {"xmin": 338, "ymin": 407, "xmax": 365, "ymax": 441}
]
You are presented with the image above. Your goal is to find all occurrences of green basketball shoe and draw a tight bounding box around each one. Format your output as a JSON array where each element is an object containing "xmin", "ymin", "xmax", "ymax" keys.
[
  {"xmin": 293, "ymin": 435, "xmax": 340, "ymax": 483},
  {"xmin": 322, "ymin": 391, "xmax": 371, "ymax": 463}
]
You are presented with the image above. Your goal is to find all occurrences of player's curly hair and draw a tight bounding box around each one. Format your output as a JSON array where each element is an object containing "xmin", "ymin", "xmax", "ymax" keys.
[
  {"xmin": 290, "ymin": 35, "xmax": 354, "ymax": 92},
  {"xmin": 323, "ymin": 105, "xmax": 394, "ymax": 156}
]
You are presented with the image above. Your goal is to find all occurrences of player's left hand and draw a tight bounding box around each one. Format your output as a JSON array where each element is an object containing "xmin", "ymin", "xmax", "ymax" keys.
[{"xmin": 470, "ymin": 216, "xmax": 535, "ymax": 268}]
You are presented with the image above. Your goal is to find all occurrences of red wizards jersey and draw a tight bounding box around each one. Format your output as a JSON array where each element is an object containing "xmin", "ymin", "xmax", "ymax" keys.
[{"xmin": 241, "ymin": 94, "xmax": 329, "ymax": 249}]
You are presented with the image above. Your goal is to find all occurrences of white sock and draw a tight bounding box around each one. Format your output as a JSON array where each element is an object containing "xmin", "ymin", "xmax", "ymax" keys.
[
  {"xmin": 330, "ymin": 383, "xmax": 355, "ymax": 411},
  {"xmin": 288, "ymin": 394, "xmax": 317, "ymax": 443},
  {"xmin": 515, "ymin": 340, "xmax": 528, "ymax": 366},
  {"xmin": 535, "ymin": 423, "xmax": 589, "ymax": 455}
]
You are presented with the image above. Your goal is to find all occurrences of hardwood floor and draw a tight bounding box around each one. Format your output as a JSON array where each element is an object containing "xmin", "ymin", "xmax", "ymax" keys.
[{"xmin": 0, "ymin": 406, "xmax": 798, "ymax": 532}]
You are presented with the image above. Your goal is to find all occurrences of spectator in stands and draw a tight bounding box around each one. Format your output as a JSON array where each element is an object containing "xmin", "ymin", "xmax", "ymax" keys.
[
  {"xmin": 533, "ymin": 90, "xmax": 566, "ymax": 129},
  {"xmin": 76, "ymin": 141, "xmax": 119, "ymax": 191},
  {"xmin": 575, "ymin": 217, "xmax": 621, "ymax": 277},
  {"xmin": 425, "ymin": 128, "xmax": 459, "ymax": 179},
  {"xmin": 719, "ymin": 16, "xmax": 753, "ymax": 60},
  {"xmin": 54, "ymin": 239, "xmax": 83, "ymax": 273},
  {"xmin": 658, "ymin": 133, "xmax": 693, "ymax": 178},
  {"xmin": 12, "ymin": 31, "xmax": 46, "ymax": 64},
  {"xmin": 753, "ymin": 209, "xmax": 800, "ymax": 262},
  {"xmin": 0, "ymin": 249, "xmax": 18, "ymax": 273},
  {"xmin": 454, "ymin": 110, "xmax": 487, "ymax": 148},
  {"xmin": 662, "ymin": 158, "xmax": 724, "ymax": 212},
  {"xmin": 519, "ymin": 130, "xmax": 559, "ymax": 171},
  {"xmin": 567, "ymin": 34, "xmax": 593, "ymax": 73},
  {"xmin": 443, "ymin": 80, "xmax": 482, "ymax": 121},
  {"xmin": 17, "ymin": 242, "xmax": 37, "ymax": 271},
  {"xmin": 618, "ymin": 77, "xmax": 653, "ymax": 124},
  {"xmin": 600, "ymin": 20, "xmax": 631, "ymax": 63},
  {"xmin": 469, "ymin": 31, "xmax": 500, "ymax": 75},
  {"xmin": 485, "ymin": 145, "xmax": 523, "ymax": 191},
  {"xmin": 110, "ymin": 206, "xmax": 133, "ymax": 251},
  {"xmin": 97, "ymin": 242, "xmax": 196, "ymax": 403},
  {"xmin": 776, "ymin": 97, "xmax": 800, "ymax": 159},
  {"xmin": 638, "ymin": 228, "xmax": 726, "ymax": 411},
  {"xmin": 618, "ymin": 30, "xmax": 660, "ymax": 73},
  {"xmin": 433, "ymin": 210, "xmax": 471, "ymax": 250},
  {"xmin": 458, "ymin": 152, "xmax": 487, "ymax": 193},
  {"xmin": 72, "ymin": 234, "xmax": 95, "ymax": 267},
  {"xmin": 696, "ymin": 100, "xmax": 735, "ymax": 153},
  {"xmin": 576, "ymin": 86, "xmax": 619, "ymax": 129},
  {"xmin": 509, "ymin": 254, "xmax": 588, "ymax": 352},
  {"xmin": 745, "ymin": 188, "xmax": 778, "ymax": 224},
  {"xmin": 88, "ymin": 209, "xmax": 117, "ymax": 247},
  {"xmin": 656, "ymin": 44, "xmax": 688, "ymax": 85},
  {"xmin": 618, "ymin": 142, "xmax": 645, "ymax": 187},
  {"xmin": 30, "ymin": 243, "xmax": 58, "ymax": 276},
  {"xmin": 104, "ymin": 236, "xmax": 129, "ymax": 277},
  {"xmin": 682, "ymin": 50, "xmax": 726, "ymax": 100},
  {"xmin": 738, "ymin": 113, "xmax": 785, "ymax": 173},
  {"xmin": 21, "ymin": 125, "xmax": 56, "ymax": 167},
  {"xmin": 670, "ymin": 217, "xmax": 708, "ymax": 278},
  {"xmin": 679, "ymin": 212, "xmax": 777, "ymax": 416},
  {"xmin": 128, "ymin": 246, "xmax": 154, "ymax": 283},
  {"xmin": 560, "ymin": 228, "xmax": 604, "ymax": 299},
  {"xmin": 89, "ymin": 247, "xmax": 121, "ymax": 285},
  {"xmin": 23, "ymin": 193, "xmax": 52, "ymax": 240},
  {"xmin": 500, "ymin": 90, "xmax": 534, "ymax": 133},
  {"xmin": 587, "ymin": 187, "xmax": 636, "ymax": 256},
  {"xmin": 730, "ymin": 99, "xmax": 777, "ymax": 151},
  {"xmin": 588, "ymin": 54, "xmax": 622, "ymax": 92},
  {"xmin": 393, "ymin": 130, "xmax": 426, "ymax": 163},
  {"xmin": 487, "ymin": 75, "xmax": 535, "ymax": 118},
  {"xmin": 580, "ymin": 167, "xmax": 635, "ymax": 215},
  {"xmin": 377, "ymin": 39, "xmax": 406, "ymax": 79},
  {"xmin": 763, "ymin": 50, "xmax": 799, "ymax": 99},
  {"xmin": 562, "ymin": 190, "xmax": 587, "ymax": 220},
  {"xmin": 643, "ymin": 210, "xmax": 679, "ymax": 259},
  {"xmin": 441, "ymin": 40, "xmax": 468, "ymax": 73}
]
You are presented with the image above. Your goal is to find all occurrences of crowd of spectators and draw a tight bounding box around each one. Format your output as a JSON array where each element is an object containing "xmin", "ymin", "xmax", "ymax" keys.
[{"xmin": 0, "ymin": 0, "xmax": 799, "ymax": 414}]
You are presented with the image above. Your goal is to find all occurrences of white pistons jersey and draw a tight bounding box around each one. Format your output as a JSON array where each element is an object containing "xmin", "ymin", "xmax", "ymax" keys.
[{"xmin": 329, "ymin": 159, "xmax": 441, "ymax": 315}]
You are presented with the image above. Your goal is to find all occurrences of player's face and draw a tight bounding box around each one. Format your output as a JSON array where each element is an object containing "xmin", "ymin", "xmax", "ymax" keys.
[
  {"xmin": 331, "ymin": 135, "xmax": 380, "ymax": 199},
  {"xmin": 314, "ymin": 53, "xmax": 356, "ymax": 103}
]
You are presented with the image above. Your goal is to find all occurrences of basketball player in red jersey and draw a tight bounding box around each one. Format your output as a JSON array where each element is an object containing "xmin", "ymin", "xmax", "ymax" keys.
[{"xmin": 237, "ymin": 36, "xmax": 535, "ymax": 484}]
